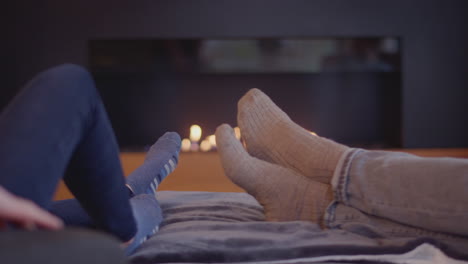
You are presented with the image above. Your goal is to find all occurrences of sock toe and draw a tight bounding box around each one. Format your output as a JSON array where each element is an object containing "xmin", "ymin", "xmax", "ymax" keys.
[
  {"xmin": 216, "ymin": 123, "xmax": 333, "ymax": 223},
  {"xmin": 126, "ymin": 132, "xmax": 181, "ymax": 196},
  {"xmin": 146, "ymin": 132, "xmax": 181, "ymax": 162},
  {"xmin": 216, "ymin": 124, "xmax": 247, "ymax": 156},
  {"xmin": 216, "ymin": 124, "xmax": 257, "ymax": 192}
]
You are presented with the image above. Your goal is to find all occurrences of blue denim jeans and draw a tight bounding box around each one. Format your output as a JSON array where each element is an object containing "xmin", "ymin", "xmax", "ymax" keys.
[
  {"xmin": 325, "ymin": 148, "xmax": 468, "ymax": 248},
  {"xmin": 0, "ymin": 64, "xmax": 136, "ymax": 241}
]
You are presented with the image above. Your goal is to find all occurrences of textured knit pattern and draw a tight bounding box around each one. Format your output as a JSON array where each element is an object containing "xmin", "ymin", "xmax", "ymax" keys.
[
  {"xmin": 216, "ymin": 124, "xmax": 332, "ymax": 223},
  {"xmin": 125, "ymin": 194, "xmax": 163, "ymax": 256},
  {"xmin": 237, "ymin": 88, "xmax": 348, "ymax": 184}
]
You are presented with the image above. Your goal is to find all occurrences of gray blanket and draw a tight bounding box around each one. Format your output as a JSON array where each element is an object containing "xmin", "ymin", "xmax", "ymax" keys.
[{"xmin": 129, "ymin": 191, "xmax": 468, "ymax": 264}]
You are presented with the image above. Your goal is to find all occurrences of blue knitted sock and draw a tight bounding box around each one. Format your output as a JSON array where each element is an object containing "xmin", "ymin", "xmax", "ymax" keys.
[
  {"xmin": 125, "ymin": 194, "xmax": 163, "ymax": 256},
  {"xmin": 126, "ymin": 132, "xmax": 181, "ymax": 196}
]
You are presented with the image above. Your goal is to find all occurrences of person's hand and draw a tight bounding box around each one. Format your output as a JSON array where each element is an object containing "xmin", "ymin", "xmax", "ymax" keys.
[{"xmin": 0, "ymin": 186, "xmax": 64, "ymax": 230}]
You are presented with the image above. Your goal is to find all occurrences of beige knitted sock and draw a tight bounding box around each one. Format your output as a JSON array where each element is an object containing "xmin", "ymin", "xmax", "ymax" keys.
[
  {"xmin": 216, "ymin": 124, "xmax": 333, "ymax": 222},
  {"xmin": 237, "ymin": 88, "xmax": 349, "ymax": 184}
]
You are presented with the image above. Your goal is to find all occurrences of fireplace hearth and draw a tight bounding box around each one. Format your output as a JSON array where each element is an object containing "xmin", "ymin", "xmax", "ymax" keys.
[{"xmin": 89, "ymin": 37, "xmax": 401, "ymax": 151}]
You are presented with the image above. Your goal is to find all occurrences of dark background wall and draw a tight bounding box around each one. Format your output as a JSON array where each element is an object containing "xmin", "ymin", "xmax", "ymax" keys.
[{"xmin": 3, "ymin": 0, "xmax": 468, "ymax": 148}]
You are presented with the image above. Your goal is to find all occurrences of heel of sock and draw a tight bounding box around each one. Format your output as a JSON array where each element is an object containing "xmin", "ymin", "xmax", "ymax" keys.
[{"xmin": 125, "ymin": 194, "xmax": 163, "ymax": 256}]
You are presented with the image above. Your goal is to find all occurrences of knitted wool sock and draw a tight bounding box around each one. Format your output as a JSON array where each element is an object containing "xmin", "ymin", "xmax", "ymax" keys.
[
  {"xmin": 125, "ymin": 194, "xmax": 163, "ymax": 256},
  {"xmin": 237, "ymin": 88, "xmax": 348, "ymax": 184},
  {"xmin": 126, "ymin": 132, "xmax": 181, "ymax": 196},
  {"xmin": 216, "ymin": 124, "xmax": 333, "ymax": 222}
]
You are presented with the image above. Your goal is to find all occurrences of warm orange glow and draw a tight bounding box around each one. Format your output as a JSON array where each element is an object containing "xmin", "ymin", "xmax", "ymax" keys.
[
  {"xmin": 200, "ymin": 140, "xmax": 211, "ymax": 152},
  {"xmin": 309, "ymin": 131, "xmax": 318, "ymax": 136},
  {"xmin": 190, "ymin": 143, "xmax": 199, "ymax": 152},
  {"xmin": 207, "ymin": 135, "xmax": 216, "ymax": 147},
  {"xmin": 181, "ymin": 138, "xmax": 191, "ymax": 152},
  {"xmin": 234, "ymin": 127, "xmax": 241, "ymax": 140},
  {"xmin": 190, "ymin": 124, "xmax": 202, "ymax": 142}
]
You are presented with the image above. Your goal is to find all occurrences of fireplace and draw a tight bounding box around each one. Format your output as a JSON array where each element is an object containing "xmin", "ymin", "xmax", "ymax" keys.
[
  {"xmin": 89, "ymin": 37, "xmax": 401, "ymax": 151},
  {"xmin": 4, "ymin": 1, "xmax": 466, "ymax": 149}
]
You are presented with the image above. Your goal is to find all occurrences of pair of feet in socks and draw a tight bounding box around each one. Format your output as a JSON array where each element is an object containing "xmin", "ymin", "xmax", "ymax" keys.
[
  {"xmin": 216, "ymin": 88, "xmax": 349, "ymax": 223},
  {"xmin": 124, "ymin": 88, "xmax": 350, "ymax": 254}
]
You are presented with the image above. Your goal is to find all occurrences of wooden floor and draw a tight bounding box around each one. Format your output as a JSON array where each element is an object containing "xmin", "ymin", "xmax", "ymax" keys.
[
  {"xmin": 53, "ymin": 148, "xmax": 468, "ymax": 200},
  {"xmin": 54, "ymin": 152, "xmax": 243, "ymax": 200}
]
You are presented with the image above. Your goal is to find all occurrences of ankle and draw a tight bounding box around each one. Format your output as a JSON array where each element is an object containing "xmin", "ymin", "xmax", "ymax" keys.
[{"xmin": 120, "ymin": 237, "xmax": 134, "ymax": 249}]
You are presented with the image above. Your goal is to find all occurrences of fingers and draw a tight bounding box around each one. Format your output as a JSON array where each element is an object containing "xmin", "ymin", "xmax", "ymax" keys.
[
  {"xmin": 14, "ymin": 198, "xmax": 64, "ymax": 230},
  {"xmin": 0, "ymin": 186, "xmax": 64, "ymax": 230}
]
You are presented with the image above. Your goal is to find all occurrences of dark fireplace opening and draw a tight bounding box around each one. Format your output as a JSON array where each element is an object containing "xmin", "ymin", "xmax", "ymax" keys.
[{"xmin": 89, "ymin": 37, "xmax": 401, "ymax": 151}]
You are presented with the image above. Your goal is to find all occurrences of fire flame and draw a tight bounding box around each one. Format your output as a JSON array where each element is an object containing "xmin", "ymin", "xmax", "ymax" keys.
[
  {"xmin": 234, "ymin": 127, "xmax": 241, "ymax": 140},
  {"xmin": 200, "ymin": 140, "xmax": 211, "ymax": 152},
  {"xmin": 180, "ymin": 124, "xmax": 232, "ymax": 152},
  {"xmin": 181, "ymin": 138, "xmax": 191, "ymax": 152},
  {"xmin": 190, "ymin": 124, "xmax": 202, "ymax": 142},
  {"xmin": 207, "ymin": 135, "xmax": 216, "ymax": 147}
]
